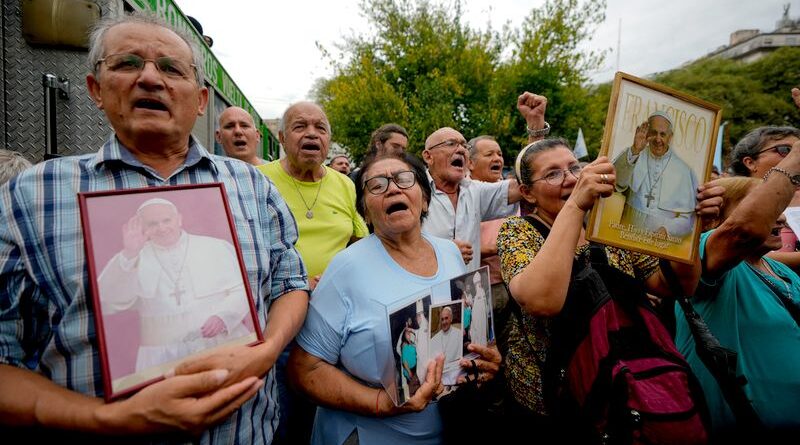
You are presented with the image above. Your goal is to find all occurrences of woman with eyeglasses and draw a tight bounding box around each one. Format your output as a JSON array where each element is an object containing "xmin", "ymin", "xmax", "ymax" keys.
[
  {"xmin": 288, "ymin": 152, "xmax": 501, "ymax": 445},
  {"xmin": 674, "ymin": 168, "xmax": 800, "ymax": 438},
  {"xmin": 496, "ymin": 138, "xmax": 722, "ymax": 441},
  {"xmin": 729, "ymin": 126, "xmax": 800, "ymax": 269}
]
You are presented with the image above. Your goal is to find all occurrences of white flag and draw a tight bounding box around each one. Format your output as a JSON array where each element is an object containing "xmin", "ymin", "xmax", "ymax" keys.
[{"xmin": 574, "ymin": 128, "xmax": 588, "ymax": 159}]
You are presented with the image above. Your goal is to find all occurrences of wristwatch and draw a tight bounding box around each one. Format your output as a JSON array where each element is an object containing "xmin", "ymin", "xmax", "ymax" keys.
[
  {"xmin": 764, "ymin": 166, "xmax": 800, "ymax": 186},
  {"xmin": 526, "ymin": 121, "xmax": 550, "ymax": 138}
]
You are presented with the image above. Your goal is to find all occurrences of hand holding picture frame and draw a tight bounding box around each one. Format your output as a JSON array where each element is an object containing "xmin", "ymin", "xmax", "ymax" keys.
[
  {"xmin": 380, "ymin": 266, "xmax": 494, "ymax": 406},
  {"xmin": 587, "ymin": 72, "xmax": 722, "ymax": 263},
  {"xmin": 79, "ymin": 183, "xmax": 263, "ymax": 401}
]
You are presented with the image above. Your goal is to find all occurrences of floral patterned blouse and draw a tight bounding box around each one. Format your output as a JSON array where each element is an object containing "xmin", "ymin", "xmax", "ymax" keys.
[{"xmin": 497, "ymin": 216, "xmax": 659, "ymax": 414}]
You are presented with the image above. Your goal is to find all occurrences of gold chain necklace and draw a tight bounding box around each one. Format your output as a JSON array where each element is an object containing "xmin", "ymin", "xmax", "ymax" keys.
[{"xmin": 290, "ymin": 173, "xmax": 325, "ymax": 219}]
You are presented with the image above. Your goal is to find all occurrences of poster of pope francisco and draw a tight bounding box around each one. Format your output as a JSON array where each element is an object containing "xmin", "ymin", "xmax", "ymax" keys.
[{"xmin": 587, "ymin": 72, "xmax": 722, "ymax": 263}]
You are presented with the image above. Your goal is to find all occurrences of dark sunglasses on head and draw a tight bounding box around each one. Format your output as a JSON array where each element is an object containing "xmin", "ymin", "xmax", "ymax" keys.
[{"xmin": 755, "ymin": 144, "xmax": 792, "ymax": 158}]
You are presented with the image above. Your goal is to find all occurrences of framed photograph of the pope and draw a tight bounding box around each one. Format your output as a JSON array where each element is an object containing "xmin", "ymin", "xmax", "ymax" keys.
[
  {"xmin": 79, "ymin": 183, "xmax": 263, "ymax": 401},
  {"xmin": 586, "ymin": 72, "xmax": 722, "ymax": 263}
]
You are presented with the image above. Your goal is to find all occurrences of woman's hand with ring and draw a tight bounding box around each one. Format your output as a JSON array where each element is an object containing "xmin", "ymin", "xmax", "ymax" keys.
[{"xmin": 567, "ymin": 157, "xmax": 616, "ymax": 212}]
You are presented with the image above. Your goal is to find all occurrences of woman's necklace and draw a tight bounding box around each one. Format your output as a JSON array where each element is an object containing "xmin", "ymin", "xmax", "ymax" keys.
[
  {"xmin": 290, "ymin": 173, "xmax": 325, "ymax": 219},
  {"xmin": 761, "ymin": 258, "xmax": 792, "ymax": 294},
  {"xmin": 749, "ymin": 257, "xmax": 793, "ymax": 298}
]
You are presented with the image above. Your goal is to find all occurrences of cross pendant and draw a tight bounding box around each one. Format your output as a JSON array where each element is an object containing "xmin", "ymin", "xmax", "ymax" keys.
[
  {"xmin": 171, "ymin": 286, "xmax": 185, "ymax": 305},
  {"xmin": 645, "ymin": 192, "xmax": 655, "ymax": 208}
]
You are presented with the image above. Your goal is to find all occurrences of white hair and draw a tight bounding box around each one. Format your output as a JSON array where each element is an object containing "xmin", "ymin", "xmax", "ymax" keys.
[
  {"xmin": 279, "ymin": 102, "xmax": 332, "ymax": 135},
  {"xmin": 87, "ymin": 12, "xmax": 205, "ymax": 84},
  {"xmin": 0, "ymin": 150, "xmax": 32, "ymax": 185}
]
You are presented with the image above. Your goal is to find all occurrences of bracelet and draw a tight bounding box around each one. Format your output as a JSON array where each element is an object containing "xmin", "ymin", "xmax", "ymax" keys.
[
  {"xmin": 375, "ymin": 388, "xmax": 382, "ymax": 417},
  {"xmin": 764, "ymin": 166, "xmax": 800, "ymax": 186},
  {"xmin": 526, "ymin": 121, "xmax": 550, "ymax": 138}
]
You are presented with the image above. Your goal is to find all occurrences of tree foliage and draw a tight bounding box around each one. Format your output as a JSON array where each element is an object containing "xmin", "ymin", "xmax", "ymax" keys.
[
  {"xmin": 314, "ymin": 0, "xmax": 607, "ymax": 164},
  {"xmin": 315, "ymin": 0, "xmax": 799, "ymax": 166},
  {"xmin": 488, "ymin": 0, "xmax": 607, "ymax": 159}
]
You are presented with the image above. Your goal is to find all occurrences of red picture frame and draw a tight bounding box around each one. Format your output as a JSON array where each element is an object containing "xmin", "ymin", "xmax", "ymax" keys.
[{"xmin": 79, "ymin": 183, "xmax": 263, "ymax": 401}]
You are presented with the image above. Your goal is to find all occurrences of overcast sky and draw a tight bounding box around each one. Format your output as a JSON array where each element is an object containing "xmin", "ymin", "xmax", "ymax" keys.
[{"xmin": 177, "ymin": 0, "xmax": 795, "ymax": 119}]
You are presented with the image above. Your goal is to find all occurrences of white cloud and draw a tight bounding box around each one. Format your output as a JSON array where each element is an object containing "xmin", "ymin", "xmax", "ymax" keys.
[{"xmin": 177, "ymin": 0, "xmax": 795, "ymax": 118}]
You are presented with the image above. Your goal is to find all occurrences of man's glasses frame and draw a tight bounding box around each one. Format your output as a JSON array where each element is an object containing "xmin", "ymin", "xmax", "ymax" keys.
[
  {"xmin": 96, "ymin": 53, "xmax": 197, "ymax": 80},
  {"xmin": 427, "ymin": 139, "xmax": 468, "ymax": 151}
]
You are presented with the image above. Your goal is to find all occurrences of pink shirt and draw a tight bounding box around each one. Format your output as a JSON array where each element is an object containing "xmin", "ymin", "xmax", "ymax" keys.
[
  {"xmin": 480, "ymin": 218, "xmax": 506, "ymax": 284},
  {"xmin": 779, "ymin": 227, "xmax": 797, "ymax": 252}
]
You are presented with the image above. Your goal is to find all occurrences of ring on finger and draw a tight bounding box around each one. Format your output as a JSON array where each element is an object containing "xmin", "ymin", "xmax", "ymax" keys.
[{"xmin": 600, "ymin": 173, "xmax": 609, "ymax": 184}]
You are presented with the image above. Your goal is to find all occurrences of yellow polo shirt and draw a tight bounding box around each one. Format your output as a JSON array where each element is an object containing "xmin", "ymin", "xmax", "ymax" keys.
[{"xmin": 257, "ymin": 161, "xmax": 368, "ymax": 278}]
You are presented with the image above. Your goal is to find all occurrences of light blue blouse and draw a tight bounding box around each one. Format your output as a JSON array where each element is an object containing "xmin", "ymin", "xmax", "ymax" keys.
[{"xmin": 296, "ymin": 233, "xmax": 466, "ymax": 445}]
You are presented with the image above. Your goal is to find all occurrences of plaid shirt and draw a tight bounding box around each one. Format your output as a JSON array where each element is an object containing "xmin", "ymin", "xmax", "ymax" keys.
[{"xmin": 0, "ymin": 136, "xmax": 307, "ymax": 444}]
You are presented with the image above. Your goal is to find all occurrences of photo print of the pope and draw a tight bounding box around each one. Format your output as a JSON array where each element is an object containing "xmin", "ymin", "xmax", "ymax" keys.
[
  {"xmin": 82, "ymin": 185, "xmax": 260, "ymax": 394},
  {"xmin": 613, "ymin": 110, "xmax": 699, "ymax": 238}
]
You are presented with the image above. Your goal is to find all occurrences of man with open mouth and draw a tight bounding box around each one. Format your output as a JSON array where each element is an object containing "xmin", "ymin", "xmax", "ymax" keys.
[
  {"xmin": 216, "ymin": 106, "xmax": 265, "ymax": 166},
  {"xmin": 420, "ymin": 92, "xmax": 548, "ymax": 272},
  {"xmin": 421, "ymin": 127, "xmax": 521, "ymax": 272},
  {"xmin": 468, "ymin": 134, "xmax": 514, "ymax": 328},
  {"xmin": 0, "ymin": 12, "xmax": 308, "ymax": 444},
  {"xmin": 257, "ymin": 100, "xmax": 368, "ymax": 444}
]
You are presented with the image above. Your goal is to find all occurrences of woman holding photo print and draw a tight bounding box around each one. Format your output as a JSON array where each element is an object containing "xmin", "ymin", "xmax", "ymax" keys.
[
  {"xmin": 289, "ymin": 153, "xmax": 501, "ymax": 445},
  {"xmin": 497, "ymin": 138, "xmax": 723, "ymax": 441}
]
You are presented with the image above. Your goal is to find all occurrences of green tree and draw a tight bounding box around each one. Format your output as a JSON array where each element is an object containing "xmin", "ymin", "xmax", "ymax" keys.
[
  {"xmin": 488, "ymin": 0, "xmax": 607, "ymax": 161},
  {"xmin": 315, "ymin": 0, "xmax": 500, "ymax": 162},
  {"xmin": 314, "ymin": 0, "xmax": 607, "ymax": 164}
]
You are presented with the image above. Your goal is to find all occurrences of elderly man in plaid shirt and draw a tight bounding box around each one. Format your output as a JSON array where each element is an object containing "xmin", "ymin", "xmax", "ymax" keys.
[{"xmin": 0, "ymin": 12, "xmax": 308, "ymax": 444}]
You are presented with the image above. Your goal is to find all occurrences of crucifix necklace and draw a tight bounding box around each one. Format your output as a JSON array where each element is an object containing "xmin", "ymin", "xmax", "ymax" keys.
[
  {"xmin": 290, "ymin": 173, "xmax": 325, "ymax": 219},
  {"xmin": 645, "ymin": 151, "xmax": 671, "ymax": 208},
  {"xmin": 152, "ymin": 236, "xmax": 191, "ymax": 305}
]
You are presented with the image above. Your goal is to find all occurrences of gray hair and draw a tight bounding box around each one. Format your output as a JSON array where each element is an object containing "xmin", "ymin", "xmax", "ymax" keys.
[
  {"xmin": 515, "ymin": 137, "xmax": 572, "ymax": 186},
  {"xmin": 279, "ymin": 102, "xmax": 332, "ymax": 135},
  {"xmin": 87, "ymin": 12, "xmax": 205, "ymax": 84},
  {"xmin": 729, "ymin": 126, "xmax": 800, "ymax": 176},
  {"xmin": 0, "ymin": 150, "xmax": 33, "ymax": 185},
  {"xmin": 467, "ymin": 135, "xmax": 496, "ymax": 160}
]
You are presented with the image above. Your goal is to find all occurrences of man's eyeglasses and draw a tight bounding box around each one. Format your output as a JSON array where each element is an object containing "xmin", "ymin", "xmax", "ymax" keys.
[
  {"xmin": 96, "ymin": 53, "xmax": 196, "ymax": 80},
  {"xmin": 531, "ymin": 165, "xmax": 582, "ymax": 186},
  {"xmin": 427, "ymin": 139, "xmax": 468, "ymax": 151},
  {"xmin": 364, "ymin": 170, "xmax": 417, "ymax": 195},
  {"xmin": 755, "ymin": 144, "xmax": 792, "ymax": 158}
]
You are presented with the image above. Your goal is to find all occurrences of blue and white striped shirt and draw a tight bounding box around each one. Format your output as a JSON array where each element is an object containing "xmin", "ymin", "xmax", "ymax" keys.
[{"xmin": 0, "ymin": 136, "xmax": 307, "ymax": 444}]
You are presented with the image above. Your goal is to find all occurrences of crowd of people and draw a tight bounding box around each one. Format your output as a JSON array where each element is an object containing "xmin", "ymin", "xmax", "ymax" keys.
[{"xmin": 0, "ymin": 11, "xmax": 799, "ymax": 445}]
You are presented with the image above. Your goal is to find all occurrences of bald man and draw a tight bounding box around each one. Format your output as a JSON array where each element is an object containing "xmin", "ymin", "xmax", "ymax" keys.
[
  {"xmin": 421, "ymin": 126, "xmax": 521, "ymax": 271},
  {"xmin": 217, "ymin": 106, "xmax": 265, "ymax": 165}
]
